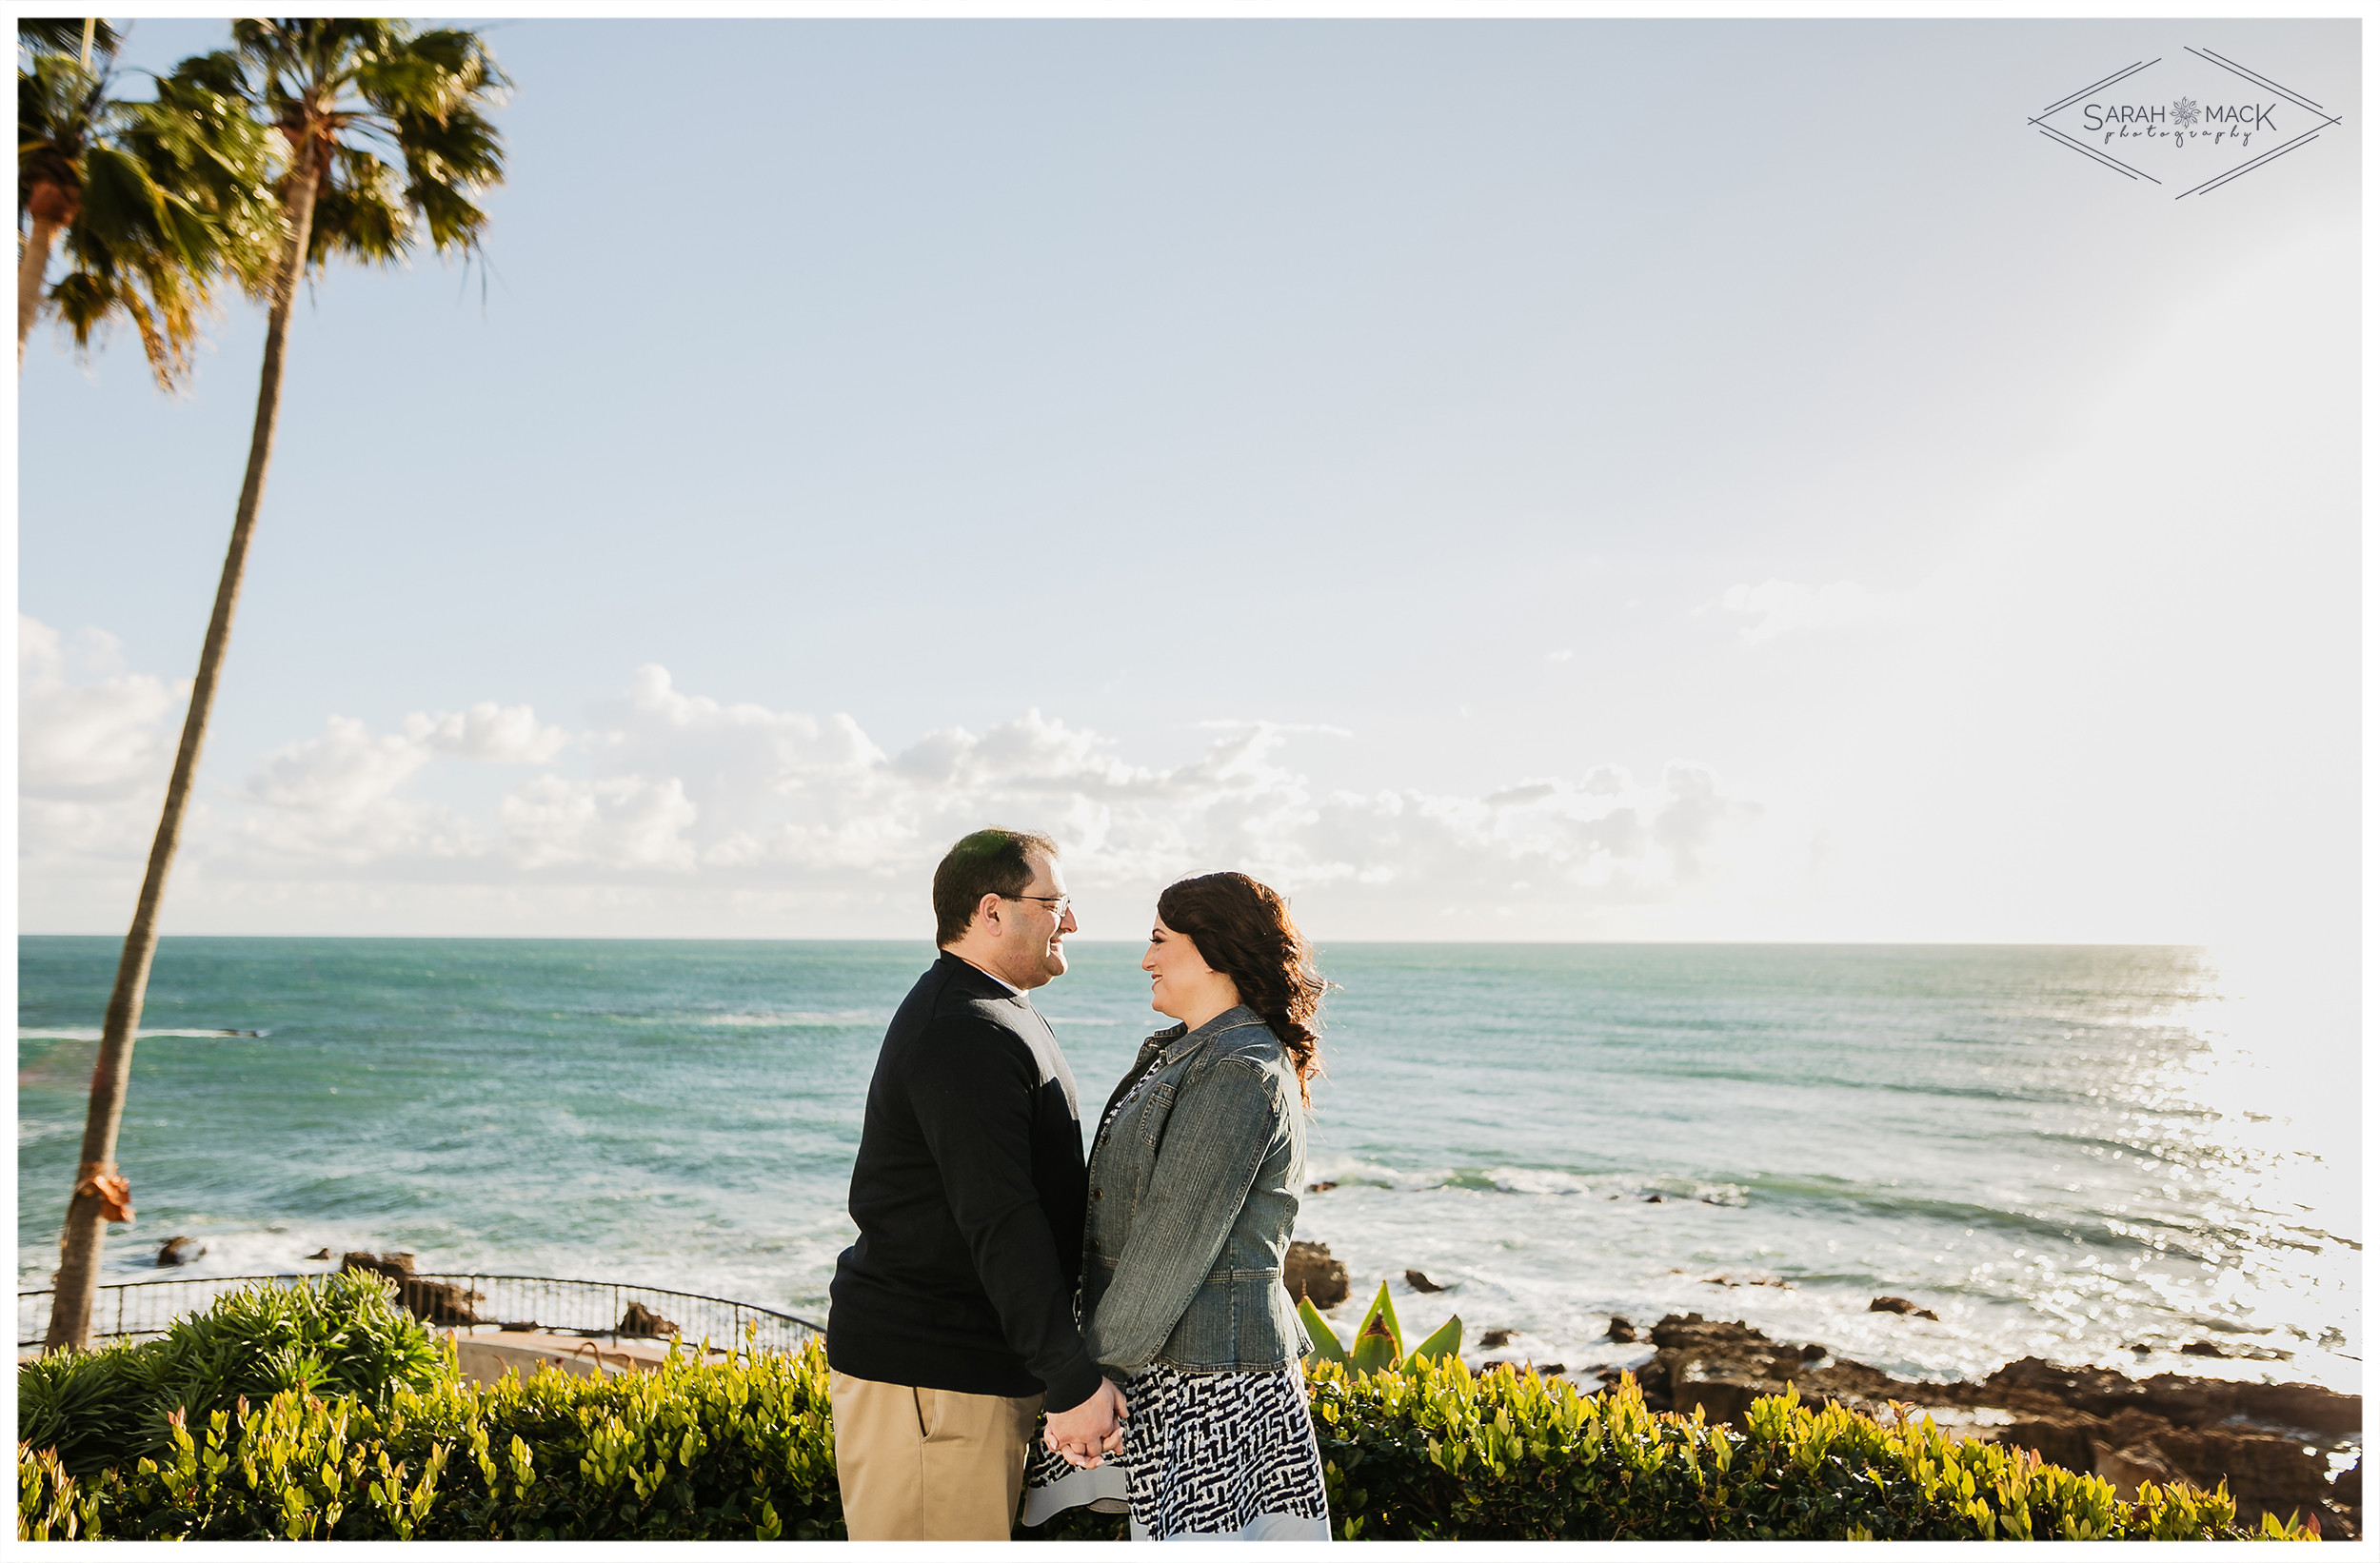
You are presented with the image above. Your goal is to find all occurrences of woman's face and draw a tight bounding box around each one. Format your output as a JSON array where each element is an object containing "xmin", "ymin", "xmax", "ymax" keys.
[{"xmin": 1141, "ymin": 912, "xmax": 1240, "ymax": 1022}]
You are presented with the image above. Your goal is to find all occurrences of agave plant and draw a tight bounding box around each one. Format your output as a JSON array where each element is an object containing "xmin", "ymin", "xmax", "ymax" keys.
[{"xmin": 1300, "ymin": 1282, "xmax": 1461, "ymax": 1375}]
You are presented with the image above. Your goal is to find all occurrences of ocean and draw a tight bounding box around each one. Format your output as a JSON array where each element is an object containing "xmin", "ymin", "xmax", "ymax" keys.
[{"xmin": 15, "ymin": 938, "xmax": 2361, "ymax": 1400}]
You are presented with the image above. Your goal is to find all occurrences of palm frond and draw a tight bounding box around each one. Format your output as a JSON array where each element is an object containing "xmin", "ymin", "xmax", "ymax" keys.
[
  {"xmin": 307, "ymin": 142, "xmax": 407, "ymax": 267},
  {"xmin": 18, "ymin": 19, "xmax": 123, "ymax": 62},
  {"xmin": 23, "ymin": 30, "xmax": 282, "ymax": 388},
  {"xmin": 231, "ymin": 18, "xmax": 507, "ymax": 278}
]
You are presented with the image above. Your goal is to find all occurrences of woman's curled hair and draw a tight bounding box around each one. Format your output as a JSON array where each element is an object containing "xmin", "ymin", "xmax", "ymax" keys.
[{"xmin": 1156, "ymin": 872, "xmax": 1328, "ymax": 1108}]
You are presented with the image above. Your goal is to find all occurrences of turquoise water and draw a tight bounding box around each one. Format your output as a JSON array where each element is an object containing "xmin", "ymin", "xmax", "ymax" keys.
[{"xmin": 16, "ymin": 939, "xmax": 2360, "ymax": 1396}]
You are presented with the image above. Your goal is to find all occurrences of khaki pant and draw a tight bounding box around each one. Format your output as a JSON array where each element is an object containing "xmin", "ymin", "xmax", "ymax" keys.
[{"xmin": 830, "ymin": 1370, "xmax": 1042, "ymax": 1540}]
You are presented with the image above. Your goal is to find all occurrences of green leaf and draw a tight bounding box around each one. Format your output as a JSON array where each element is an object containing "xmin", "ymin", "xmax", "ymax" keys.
[
  {"xmin": 1348, "ymin": 1329, "xmax": 1399, "ymax": 1376},
  {"xmin": 1406, "ymin": 1315, "xmax": 1462, "ymax": 1367},
  {"xmin": 1352, "ymin": 1281, "xmax": 1403, "ymax": 1361},
  {"xmin": 1299, "ymin": 1296, "xmax": 1348, "ymax": 1365}
]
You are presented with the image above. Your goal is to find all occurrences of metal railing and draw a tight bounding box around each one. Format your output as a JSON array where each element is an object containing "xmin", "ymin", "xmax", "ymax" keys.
[{"xmin": 18, "ymin": 1273, "xmax": 823, "ymax": 1355}]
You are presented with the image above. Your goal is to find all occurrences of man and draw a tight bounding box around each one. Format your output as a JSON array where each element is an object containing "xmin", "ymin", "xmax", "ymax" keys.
[{"xmin": 826, "ymin": 827, "xmax": 1129, "ymax": 1540}]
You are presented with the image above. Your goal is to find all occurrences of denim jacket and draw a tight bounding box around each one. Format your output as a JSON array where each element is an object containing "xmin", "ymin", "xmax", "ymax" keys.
[{"xmin": 1079, "ymin": 1005, "xmax": 1311, "ymax": 1375}]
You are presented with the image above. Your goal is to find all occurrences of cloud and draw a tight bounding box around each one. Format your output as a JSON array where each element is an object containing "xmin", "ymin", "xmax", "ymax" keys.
[
  {"xmin": 18, "ymin": 616, "xmax": 188, "ymax": 802},
  {"xmin": 504, "ymin": 775, "xmax": 701, "ymax": 872},
  {"xmin": 1712, "ymin": 578, "xmax": 1915, "ymax": 643},
  {"xmin": 249, "ymin": 717, "xmax": 433, "ymax": 813},
  {"xmin": 20, "ymin": 640, "xmax": 1773, "ymax": 936},
  {"xmin": 405, "ymin": 702, "xmax": 569, "ymax": 763}
]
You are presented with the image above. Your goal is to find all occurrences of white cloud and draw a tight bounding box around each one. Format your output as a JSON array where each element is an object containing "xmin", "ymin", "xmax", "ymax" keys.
[
  {"xmin": 18, "ymin": 616, "xmax": 187, "ymax": 802},
  {"xmin": 19, "ymin": 643, "xmax": 1774, "ymax": 936},
  {"xmin": 503, "ymin": 775, "xmax": 701, "ymax": 871},
  {"xmin": 19, "ymin": 617, "xmax": 193, "ymax": 893},
  {"xmin": 1713, "ymin": 578, "xmax": 1915, "ymax": 643},
  {"xmin": 405, "ymin": 702, "xmax": 569, "ymax": 763},
  {"xmin": 249, "ymin": 717, "xmax": 432, "ymax": 813}
]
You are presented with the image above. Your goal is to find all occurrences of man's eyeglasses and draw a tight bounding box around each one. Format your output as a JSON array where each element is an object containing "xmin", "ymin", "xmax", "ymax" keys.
[{"xmin": 1002, "ymin": 894, "xmax": 1072, "ymax": 916}]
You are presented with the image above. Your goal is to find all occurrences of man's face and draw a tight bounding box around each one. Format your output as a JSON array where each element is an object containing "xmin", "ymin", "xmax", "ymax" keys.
[{"xmin": 995, "ymin": 853, "xmax": 1078, "ymax": 988}]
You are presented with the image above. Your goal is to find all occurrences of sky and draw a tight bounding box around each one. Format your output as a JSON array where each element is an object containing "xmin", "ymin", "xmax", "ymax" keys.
[{"xmin": 13, "ymin": 15, "xmax": 2362, "ymax": 984}]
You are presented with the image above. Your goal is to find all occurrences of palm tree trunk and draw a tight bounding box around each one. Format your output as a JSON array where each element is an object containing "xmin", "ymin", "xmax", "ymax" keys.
[
  {"xmin": 19, "ymin": 212, "xmax": 63, "ymax": 365},
  {"xmin": 45, "ymin": 140, "xmax": 324, "ymax": 1353}
]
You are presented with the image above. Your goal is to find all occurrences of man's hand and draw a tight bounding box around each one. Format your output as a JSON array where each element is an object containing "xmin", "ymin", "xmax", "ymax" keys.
[{"xmin": 1042, "ymin": 1378, "xmax": 1128, "ymax": 1469}]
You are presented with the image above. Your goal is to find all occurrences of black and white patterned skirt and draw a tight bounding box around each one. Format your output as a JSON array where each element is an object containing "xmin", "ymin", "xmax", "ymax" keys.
[{"xmin": 1019, "ymin": 1361, "xmax": 1331, "ymax": 1541}]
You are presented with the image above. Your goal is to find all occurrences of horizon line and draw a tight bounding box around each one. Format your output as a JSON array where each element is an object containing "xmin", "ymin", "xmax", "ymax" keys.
[{"xmin": 14, "ymin": 932, "xmax": 2214, "ymax": 949}]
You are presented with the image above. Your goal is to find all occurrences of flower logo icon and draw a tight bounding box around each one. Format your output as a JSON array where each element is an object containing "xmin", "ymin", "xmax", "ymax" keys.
[{"xmin": 2172, "ymin": 96, "xmax": 2201, "ymax": 128}]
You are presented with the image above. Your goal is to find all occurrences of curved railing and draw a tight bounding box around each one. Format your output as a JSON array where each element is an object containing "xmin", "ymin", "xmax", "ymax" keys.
[{"xmin": 17, "ymin": 1272, "xmax": 823, "ymax": 1355}]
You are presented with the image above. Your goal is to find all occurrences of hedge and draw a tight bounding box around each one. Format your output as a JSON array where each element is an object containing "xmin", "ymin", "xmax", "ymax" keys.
[
  {"xmin": 17, "ymin": 1277, "xmax": 2318, "ymax": 1541},
  {"xmin": 17, "ymin": 1270, "xmax": 446, "ymax": 1476}
]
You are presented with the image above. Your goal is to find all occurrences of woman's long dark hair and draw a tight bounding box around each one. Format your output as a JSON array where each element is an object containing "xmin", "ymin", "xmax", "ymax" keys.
[{"xmin": 1156, "ymin": 872, "xmax": 1327, "ymax": 1108}]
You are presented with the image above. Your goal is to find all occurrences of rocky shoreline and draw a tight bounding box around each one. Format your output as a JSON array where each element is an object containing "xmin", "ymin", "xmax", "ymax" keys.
[
  {"xmin": 1280, "ymin": 1244, "xmax": 2361, "ymax": 1539},
  {"xmin": 1616, "ymin": 1313, "xmax": 2359, "ymax": 1540}
]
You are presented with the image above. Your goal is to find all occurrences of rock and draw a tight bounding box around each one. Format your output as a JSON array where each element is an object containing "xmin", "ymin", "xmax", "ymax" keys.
[
  {"xmin": 618, "ymin": 1300, "xmax": 682, "ymax": 1338},
  {"xmin": 1671, "ymin": 1359, "xmax": 1776, "ymax": 1431},
  {"xmin": 1283, "ymin": 1240, "xmax": 1349, "ymax": 1310},
  {"xmin": 2097, "ymin": 1439, "xmax": 2186, "ymax": 1494},
  {"xmin": 1537, "ymin": 1363, "xmax": 1566, "ymax": 1375},
  {"xmin": 306, "ymin": 1247, "xmax": 332, "ymax": 1261},
  {"xmin": 2002, "ymin": 1412, "xmax": 2104, "ymax": 1476},
  {"xmin": 1606, "ymin": 1316, "xmax": 1637, "ymax": 1343},
  {"xmin": 156, "ymin": 1236, "xmax": 205, "ymax": 1267},
  {"xmin": 400, "ymin": 1279, "xmax": 483, "ymax": 1326},
  {"xmin": 1479, "ymin": 1328, "xmax": 1516, "ymax": 1349},
  {"xmin": 1641, "ymin": 1193, "xmax": 1665, "ymax": 1203},
  {"xmin": 1649, "ymin": 1314, "xmax": 1767, "ymax": 1351},
  {"xmin": 345, "ymin": 1250, "xmax": 417, "ymax": 1275},
  {"xmin": 1403, "ymin": 1269, "xmax": 1444, "ymax": 1294},
  {"xmin": 1868, "ymin": 1296, "xmax": 1938, "ymax": 1320},
  {"xmin": 2226, "ymin": 1378, "xmax": 2363, "ymax": 1435},
  {"xmin": 1798, "ymin": 1342, "xmax": 1826, "ymax": 1361},
  {"xmin": 1984, "ymin": 1357, "xmax": 2361, "ymax": 1435},
  {"xmin": 341, "ymin": 1252, "xmax": 481, "ymax": 1325},
  {"xmin": 2332, "ymin": 1454, "xmax": 2362, "ymax": 1510},
  {"xmin": 2178, "ymin": 1339, "xmax": 2226, "ymax": 1357},
  {"xmin": 1306, "ymin": 1181, "xmax": 1338, "ymax": 1193},
  {"xmin": 343, "ymin": 1250, "xmax": 413, "ymax": 1280},
  {"xmin": 2153, "ymin": 1426, "xmax": 2335, "ymax": 1529}
]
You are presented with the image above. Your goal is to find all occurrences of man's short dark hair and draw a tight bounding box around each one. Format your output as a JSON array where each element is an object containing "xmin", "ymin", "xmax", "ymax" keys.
[{"xmin": 933, "ymin": 828, "xmax": 1060, "ymax": 947}]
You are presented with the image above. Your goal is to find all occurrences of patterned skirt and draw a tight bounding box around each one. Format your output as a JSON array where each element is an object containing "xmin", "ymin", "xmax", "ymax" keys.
[{"xmin": 1019, "ymin": 1361, "xmax": 1331, "ymax": 1541}]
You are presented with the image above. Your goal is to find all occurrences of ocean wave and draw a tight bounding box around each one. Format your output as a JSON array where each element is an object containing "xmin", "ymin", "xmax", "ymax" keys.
[
  {"xmin": 1302, "ymin": 1159, "xmax": 1748, "ymax": 1205},
  {"xmin": 17, "ymin": 1027, "xmax": 267, "ymax": 1040}
]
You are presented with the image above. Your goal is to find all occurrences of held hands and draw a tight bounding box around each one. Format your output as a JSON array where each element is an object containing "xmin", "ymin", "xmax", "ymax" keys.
[{"xmin": 1042, "ymin": 1377, "xmax": 1128, "ymax": 1470}]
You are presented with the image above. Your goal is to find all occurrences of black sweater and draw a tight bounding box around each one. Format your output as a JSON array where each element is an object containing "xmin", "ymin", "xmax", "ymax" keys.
[{"xmin": 825, "ymin": 953, "xmax": 1101, "ymax": 1412}]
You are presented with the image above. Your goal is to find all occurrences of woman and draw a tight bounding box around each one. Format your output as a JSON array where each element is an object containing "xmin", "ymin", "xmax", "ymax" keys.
[{"xmin": 1018, "ymin": 872, "xmax": 1332, "ymax": 1542}]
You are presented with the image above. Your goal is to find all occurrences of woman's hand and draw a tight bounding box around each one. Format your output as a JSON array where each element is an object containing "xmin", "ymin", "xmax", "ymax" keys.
[{"xmin": 1043, "ymin": 1379, "xmax": 1128, "ymax": 1468}]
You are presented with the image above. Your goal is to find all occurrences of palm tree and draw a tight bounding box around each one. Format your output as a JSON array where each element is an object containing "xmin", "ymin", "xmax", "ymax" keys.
[
  {"xmin": 44, "ymin": 18, "xmax": 507, "ymax": 1353},
  {"xmin": 18, "ymin": 20, "xmax": 277, "ymax": 385}
]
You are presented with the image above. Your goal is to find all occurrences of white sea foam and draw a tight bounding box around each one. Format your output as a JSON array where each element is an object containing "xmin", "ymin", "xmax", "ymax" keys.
[{"xmin": 18, "ymin": 1027, "xmax": 268, "ymax": 1040}]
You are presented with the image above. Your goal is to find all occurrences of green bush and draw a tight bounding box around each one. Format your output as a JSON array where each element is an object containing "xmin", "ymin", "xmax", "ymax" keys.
[
  {"xmin": 18, "ymin": 1271, "xmax": 446, "ymax": 1475},
  {"xmin": 18, "ymin": 1328, "xmax": 842, "ymax": 1541},
  {"xmin": 20, "ymin": 1279, "xmax": 2317, "ymax": 1542},
  {"xmin": 1302, "ymin": 1355, "xmax": 2311, "ymax": 1541}
]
